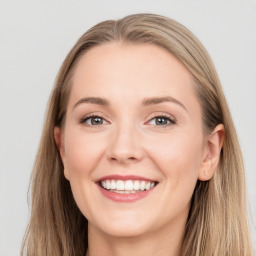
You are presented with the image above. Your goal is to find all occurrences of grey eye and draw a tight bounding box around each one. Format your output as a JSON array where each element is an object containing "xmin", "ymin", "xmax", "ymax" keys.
[
  {"xmin": 82, "ymin": 116, "xmax": 107, "ymax": 125},
  {"xmin": 148, "ymin": 116, "xmax": 174, "ymax": 126},
  {"xmin": 155, "ymin": 117, "xmax": 170, "ymax": 125}
]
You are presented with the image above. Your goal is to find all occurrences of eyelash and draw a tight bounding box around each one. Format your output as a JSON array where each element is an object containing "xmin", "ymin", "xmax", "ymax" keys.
[
  {"xmin": 80, "ymin": 113, "xmax": 176, "ymax": 128},
  {"xmin": 80, "ymin": 113, "xmax": 107, "ymax": 126},
  {"xmin": 147, "ymin": 113, "xmax": 176, "ymax": 127}
]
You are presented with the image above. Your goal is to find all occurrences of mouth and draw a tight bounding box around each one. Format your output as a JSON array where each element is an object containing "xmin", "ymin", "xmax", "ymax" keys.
[
  {"xmin": 99, "ymin": 179, "xmax": 158, "ymax": 193},
  {"xmin": 96, "ymin": 175, "xmax": 158, "ymax": 202}
]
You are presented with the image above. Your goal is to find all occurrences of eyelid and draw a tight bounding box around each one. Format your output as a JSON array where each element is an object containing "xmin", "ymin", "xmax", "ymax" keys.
[
  {"xmin": 146, "ymin": 112, "xmax": 176, "ymax": 122},
  {"xmin": 145, "ymin": 112, "xmax": 176, "ymax": 127},
  {"xmin": 80, "ymin": 112, "xmax": 110, "ymax": 126}
]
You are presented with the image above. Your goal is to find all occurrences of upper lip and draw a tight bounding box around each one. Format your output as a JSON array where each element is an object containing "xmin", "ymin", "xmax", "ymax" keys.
[{"xmin": 95, "ymin": 175, "xmax": 157, "ymax": 183}]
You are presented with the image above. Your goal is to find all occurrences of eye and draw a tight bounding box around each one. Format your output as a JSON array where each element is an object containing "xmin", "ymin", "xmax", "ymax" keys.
[
  {"xmin": 80, "ymin": 115, "xmax": 108, "ymax": 126},
  {"xmin": 147, "ymin": 115, "xmax": 176, "ymax": 126}
]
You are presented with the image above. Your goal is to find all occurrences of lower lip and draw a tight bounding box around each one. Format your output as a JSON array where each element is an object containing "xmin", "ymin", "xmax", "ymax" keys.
[{"xmin": 97, "ymin": 185, "xmax": 156, "ymax": 202}]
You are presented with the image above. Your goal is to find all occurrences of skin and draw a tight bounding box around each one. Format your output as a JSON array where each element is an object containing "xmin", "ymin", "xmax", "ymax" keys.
[{"xmin": 55, "ymin": 42, "xmax": 224, "ymax": 256}]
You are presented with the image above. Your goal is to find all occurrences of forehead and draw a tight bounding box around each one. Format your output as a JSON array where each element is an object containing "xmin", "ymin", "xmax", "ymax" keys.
[{"xmin": 69, "ymin": 42, "xmax": 199, "ymax": 111}]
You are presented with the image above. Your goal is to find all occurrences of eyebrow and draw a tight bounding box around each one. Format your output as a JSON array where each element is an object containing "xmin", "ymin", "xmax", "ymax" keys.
[
  {"xmin": 142, "ymin": 96, "xmax": 187, "ymax": 112},
  {"xmin": 73, "ymin": 97, "xmax": 110, "ymax": 109},
  {"xmin": 73, "ymin": 96, "xmax": 187, "ymax": 112}
]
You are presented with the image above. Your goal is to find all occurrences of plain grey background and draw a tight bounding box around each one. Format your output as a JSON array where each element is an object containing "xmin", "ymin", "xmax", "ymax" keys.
[{"xmin": 0, "ymin": 1, "xmax": 255, "ymax": 255}]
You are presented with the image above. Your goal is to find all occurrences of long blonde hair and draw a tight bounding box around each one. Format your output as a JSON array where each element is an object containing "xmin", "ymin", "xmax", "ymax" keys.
[{"xmin": 21, "ymin": 13, "xmax": 252, "ymax": 256}]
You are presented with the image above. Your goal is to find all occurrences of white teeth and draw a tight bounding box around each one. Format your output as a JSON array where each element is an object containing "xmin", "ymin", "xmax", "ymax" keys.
[
  {"xmin": 140, "ymin": 181, "xmax": 146, "ymax": 191},
  {"xmin": 106, "ymin": 180, "xmax": 111, "ymax": 190},
  {"xmin": 100, "ymin": 179, "xmax": 157, "ymax": 192},
  {"xmin": 133, "ymin": 180, "xmax": 140, "ymax": 190},
  {"xmin": 145, "ymin": 182, "xmax": 151, "ymax": 190},
  {"xmin": 116, "ymin": 180, "xmax": 125, "ymax": 190},
  {"xmin": 114, "ymin": 190, "xmax": 136, "ymax": 194},
  {"xmin": 110, "ymin": 180, "xmax": 116, "ymax": 189},
  {"xmin": 124, "ymin": 180, "xmax": 133, "ymax": 190}
]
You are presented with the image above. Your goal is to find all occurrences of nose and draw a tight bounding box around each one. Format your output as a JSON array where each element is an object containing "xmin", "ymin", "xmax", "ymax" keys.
[{"xmin": 106, "ymin": 124, "xmax": 145, "ymax": 164}]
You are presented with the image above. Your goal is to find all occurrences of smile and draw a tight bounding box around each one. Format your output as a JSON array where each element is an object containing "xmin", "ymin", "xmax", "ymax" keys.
[
  {"xmin": 100, "ymin": 179, "xmax": 157, "ymax": 193},
  {"xmin": 96, "ymin": 175, "xmax": 158, "ymax": 202}
]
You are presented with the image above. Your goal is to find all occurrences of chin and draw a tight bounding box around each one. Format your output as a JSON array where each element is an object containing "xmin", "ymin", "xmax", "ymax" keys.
[
  {"xmin": 103, "ymin": 221, "xmax": 151, "ymax": 238},
  {"xmin": 91, "ymin": 209, "xmax": 156, "ymax": 238}
]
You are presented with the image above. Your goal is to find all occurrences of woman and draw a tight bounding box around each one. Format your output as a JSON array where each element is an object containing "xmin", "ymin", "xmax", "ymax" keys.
[{"xmin": 21, "ymin": 13, "xmax": 253, "ymax": 256}]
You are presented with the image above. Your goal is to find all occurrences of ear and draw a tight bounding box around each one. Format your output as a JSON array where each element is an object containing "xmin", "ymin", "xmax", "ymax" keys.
[
  {"xmin": 54, "ymin": 127, "xmax": 70, "ymax": 180},
  {"xmin": 198, "ymin": 124, "xmax": 225, "ymax": 181}
]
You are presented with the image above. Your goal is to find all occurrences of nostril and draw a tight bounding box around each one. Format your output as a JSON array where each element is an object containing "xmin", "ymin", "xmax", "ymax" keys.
[
  {"xmin": 128, "ymin": 157, "xmax": 137, "ymax": 160},
  {"xmin": 109, "ymin": 155, "xmax": 140, "ymax": 164},
  {"xmin": 106, "ymin": 133, "xmax": 145, "ymax": 163}
]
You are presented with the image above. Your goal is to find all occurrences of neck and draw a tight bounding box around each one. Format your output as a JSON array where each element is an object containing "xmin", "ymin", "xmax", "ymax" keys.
[{"xmin": 86, "ymin": 218, "xmax": 186, "ymax": 256}]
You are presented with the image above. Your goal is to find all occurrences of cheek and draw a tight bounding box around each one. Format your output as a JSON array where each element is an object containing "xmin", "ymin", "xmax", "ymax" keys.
[
  {"xmin": 149, "ymin": 130, "xmax": 203, "ymax": 175},
  {"xmin": 63, "ymin": 129, "xmax": 107, "ymax": 218},
  {"xmin": 147, "ymin": 130, "xmax": 202, "ymax": 201},
  {"xmin": 64, "ymin": 129, "xmax": 106, "ymax": 178}
]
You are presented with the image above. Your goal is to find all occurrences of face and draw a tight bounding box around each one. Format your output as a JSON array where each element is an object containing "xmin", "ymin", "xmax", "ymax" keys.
[{"xmin": 56, "ymin": 42, "xmax": 209, "ymax": 238}]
